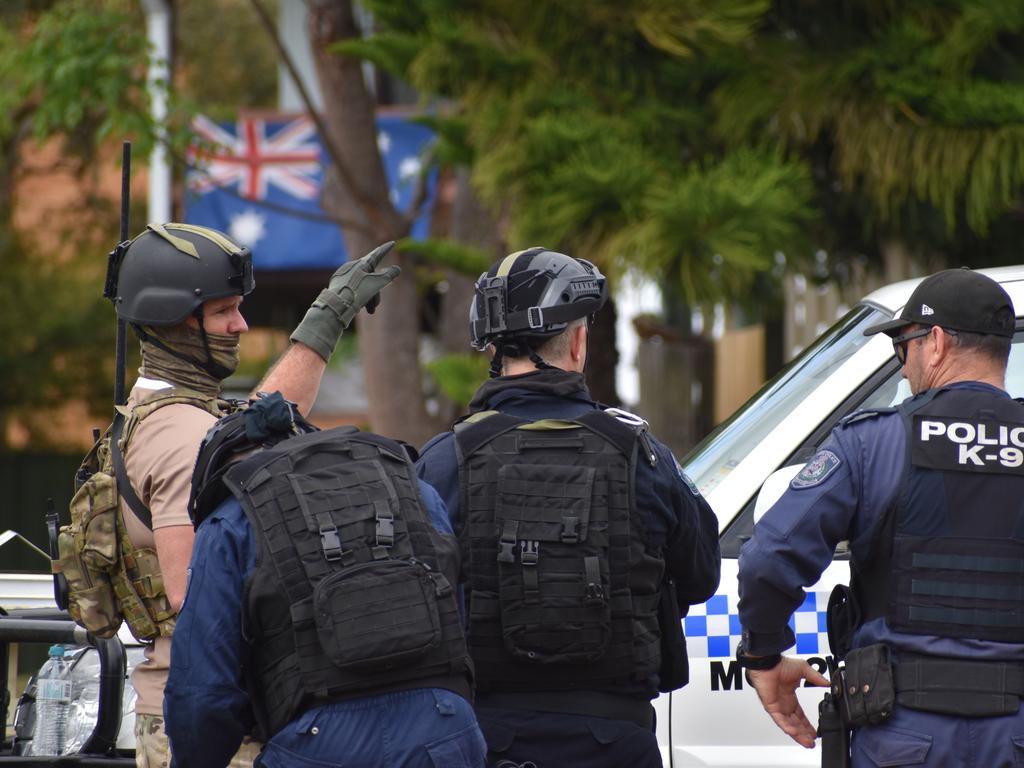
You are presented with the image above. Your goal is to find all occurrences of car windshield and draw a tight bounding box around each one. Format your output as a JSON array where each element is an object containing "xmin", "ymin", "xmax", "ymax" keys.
[{"xmin": 682, "ymin": 305, "xmax": 886, "ymax": 495}]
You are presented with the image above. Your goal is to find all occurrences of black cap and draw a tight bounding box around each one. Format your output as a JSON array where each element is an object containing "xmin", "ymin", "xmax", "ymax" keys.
[{"xmin": 864, "ymin": 268, "xmax": 1015, "ymax": 339}]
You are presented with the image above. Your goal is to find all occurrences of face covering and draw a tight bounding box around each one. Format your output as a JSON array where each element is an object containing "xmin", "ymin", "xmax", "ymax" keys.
[{"xmin": 138, "ymin": 322, "xmax": 240, "ymax": 397}]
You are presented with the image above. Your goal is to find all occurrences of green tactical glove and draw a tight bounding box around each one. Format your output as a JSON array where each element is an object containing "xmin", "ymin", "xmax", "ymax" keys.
[{"xmin": 290, "ymin": 241, "xmax": 401, "ymax": 361}]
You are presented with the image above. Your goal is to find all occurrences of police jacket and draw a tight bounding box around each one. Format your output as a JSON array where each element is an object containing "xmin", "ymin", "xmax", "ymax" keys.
[
  {"xmin": 738, "ymin": 381, "xmax": 1024, "ymax": 662},
  {"xmin": 164, "ymin": 481, "xmax": 476, "ymax": 768},
  {"xmin": 417, "ymin": 368, "xmax": 721, "ymax": 704}
]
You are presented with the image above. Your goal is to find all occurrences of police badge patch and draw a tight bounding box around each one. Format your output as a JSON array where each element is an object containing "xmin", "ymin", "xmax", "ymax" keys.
[
  {"xmin": 791, "ymin": 450, "xmax": 841, "ymax": 489},
  {"xmin": 674, "ymin": 456, "xmax": 702, "ymax": 496}
]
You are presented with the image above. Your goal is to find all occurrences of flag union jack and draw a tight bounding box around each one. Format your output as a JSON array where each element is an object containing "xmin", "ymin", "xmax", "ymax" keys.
[{"xmin": 188, "ymin": 115, "xmax": 322, "ymax": 201}]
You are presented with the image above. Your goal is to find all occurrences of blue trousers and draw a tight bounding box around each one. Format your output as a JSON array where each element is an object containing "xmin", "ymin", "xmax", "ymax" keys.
[
  {"xmin": 254, "ymin": 688, "xmax": 486, "ymax": 768},
  {"xmin": 476, "ymin": 708, "xmax": 661, "ymax": 768},
  {"xmin": 852, "ymin": 704, "xmax": 1024, "ymax": 767}
]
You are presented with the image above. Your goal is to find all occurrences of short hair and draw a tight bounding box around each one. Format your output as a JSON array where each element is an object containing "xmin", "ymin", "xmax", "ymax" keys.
[
  {"xmin": 948, "ymin": 328, "xmax": 1012, "ymax": 367},
  {"xmin": 504, "ymin": 318, "xmax": 586, "ymax": 364}
]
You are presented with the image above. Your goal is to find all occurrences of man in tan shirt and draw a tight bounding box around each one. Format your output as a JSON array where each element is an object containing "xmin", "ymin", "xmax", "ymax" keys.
[{"xmin": 108, "ymin": 223, "xmax": 399, "ymax": 768}]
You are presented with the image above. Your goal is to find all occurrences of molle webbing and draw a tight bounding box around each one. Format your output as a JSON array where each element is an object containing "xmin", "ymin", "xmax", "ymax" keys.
[
  {"xmin": 455, "ymin": 410, "xmax": 661, "ymax": 695},
  {"xmin": 229, "ymin": 428, "xmax": 470, "ymax": 738},
  {"xmin": 854, "ymin": 387, "xmax": 1024, "ymax": 643}
]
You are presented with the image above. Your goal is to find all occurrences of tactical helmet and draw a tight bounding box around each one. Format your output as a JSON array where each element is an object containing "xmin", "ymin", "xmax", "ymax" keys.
[
  {"xmin": 470, "ymin": 247, "xmax": 607, "ymax": 351},
  {"xmin": 114, "ymin": 223, "xmax": 254, "ymax": 326}
]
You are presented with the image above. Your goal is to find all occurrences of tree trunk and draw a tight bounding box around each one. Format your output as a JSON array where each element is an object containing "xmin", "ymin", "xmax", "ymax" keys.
[
  {"xmin": 586, "ymin": 297, "xmax": 620, "ymax": 407},
  {"xmin": 307, "ymin": 0, "xmax": 438, "ymax": 447},
  {"xmin": 442, "ymin": 169, "xmax": 502, "ymax": 353}
]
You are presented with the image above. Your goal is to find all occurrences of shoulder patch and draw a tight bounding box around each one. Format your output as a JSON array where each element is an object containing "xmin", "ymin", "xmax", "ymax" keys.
[
  {"xmin": 673, "ymin": 456, "xmax": 701, "ymax": 496},
  {"xmin": 791, "ymin": 450, "xmax": 842, "ymax": 489},
  {"xmin": 839, "ymin": 408, "xmax": 892, "ymax": 427}
]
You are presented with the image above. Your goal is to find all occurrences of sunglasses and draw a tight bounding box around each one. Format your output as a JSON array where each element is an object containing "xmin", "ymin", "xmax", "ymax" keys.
[{"xmin": 891, "ymin": 326, "xmax": 958, "ymax": 364}]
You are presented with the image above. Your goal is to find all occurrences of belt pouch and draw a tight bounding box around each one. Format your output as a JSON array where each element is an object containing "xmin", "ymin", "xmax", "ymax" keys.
[{"xmin": 838, "ymin": 644, "xmax": 895, "ymax": 727}]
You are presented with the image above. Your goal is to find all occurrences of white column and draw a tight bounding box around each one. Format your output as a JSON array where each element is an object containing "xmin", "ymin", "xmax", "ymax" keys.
[{"xmin": 141, "ymin": 0, "xmax": 172, "ymax": 224}]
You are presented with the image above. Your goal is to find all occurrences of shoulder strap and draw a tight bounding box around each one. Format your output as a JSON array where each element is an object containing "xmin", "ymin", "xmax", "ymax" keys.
[
  {"xmin": 110, "ymin": 412, "xmax": 153, "ymax": 529},
  {"xmin": 453, "ymin": 412, "xmax": 526, "ymax": 458},
  {"xmin": 574, "ymin": 409, "xmax": 643, "ymax": 459}
]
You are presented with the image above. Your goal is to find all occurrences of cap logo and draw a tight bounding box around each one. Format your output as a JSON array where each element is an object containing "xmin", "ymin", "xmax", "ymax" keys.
[{"xmin": 921, "ymin": 304, "xmax": 934, "ymax": 316}]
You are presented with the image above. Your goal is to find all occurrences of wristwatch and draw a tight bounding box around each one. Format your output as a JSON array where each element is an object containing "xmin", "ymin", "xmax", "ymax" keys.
[{"xmin": 735, "ymin": 641, "xmax": 782, "ymax": 670}]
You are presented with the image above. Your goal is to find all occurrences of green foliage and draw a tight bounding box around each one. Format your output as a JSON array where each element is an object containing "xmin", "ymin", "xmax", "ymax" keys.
[
  {"xmin": 611, "ymin": 150, "xmax": 815, "ymax": 302},
  {"xmin": 714, "ymin": 0, "xmax": 1024, "ymax": 246},
  {"xmin": 0, "ymin": 229, "xmax": 117, "ymax": 447},
  {"xmin": 0, "ymin": 0, "xmax": 153, "ymax": 156},
  {"xmin": 398, "ymin": 237, "xmax": 491, "ymax": 276},
  {"xmin": 176, "ymin": 0, "xmax": 280, "ymax": 118},
  {"xmin": 425, "ymin": 353, "xmax": 489, "ymax": 409},
  {"xmin": 357, "ymin": 0, "xmax": 815, "ymax": 304}
]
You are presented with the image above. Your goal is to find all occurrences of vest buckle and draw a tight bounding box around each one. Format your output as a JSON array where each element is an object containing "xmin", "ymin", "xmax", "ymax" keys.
[
  {"xmin": 561, "ymin": 516, "xmax": 580, "ymax": 544},
  {"xmin": 498, "ymin": 519, "xmax": 519, "ymax": 563},
  {"xmin": 520, "ymin": 540, "xmax": 539, "ymax": 566},
  {"xmin": 319, "ymin": 524, "xmax": 343, "ymax": 561}
]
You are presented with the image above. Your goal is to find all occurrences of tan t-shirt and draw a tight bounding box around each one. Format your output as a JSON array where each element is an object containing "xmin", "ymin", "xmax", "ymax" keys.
[{"xmin": 120, "ymin": 379, "xmax": 218, "ymax": 717}]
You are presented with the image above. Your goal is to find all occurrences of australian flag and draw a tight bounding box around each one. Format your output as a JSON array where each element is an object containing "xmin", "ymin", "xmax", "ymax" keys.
[{"xmin": 185, "ymin": 113, "xmax": 436, "ymax": 270}]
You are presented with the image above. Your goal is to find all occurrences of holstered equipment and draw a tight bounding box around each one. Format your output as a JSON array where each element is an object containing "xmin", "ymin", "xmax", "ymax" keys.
[
  {"xmin": 53, "ymin": 387, "xmax": 226, "ymax": 641},
  {"xmin": 835, "ymin": 644, "xmax": 895, "ymax": 727},
  {"xmin": 454, "ymin": 408, "xmax": 665, "ymax": 707},
  {"xmin": 817, "ymin": 688, "xmax": 850, "ymax": 768},
  {"xmin": 229, "ymin": 427, "xmax": 472, "ymax": 739},
  {"xmin": 657, "ymin": 574, "xmax": 689, "ymax": 692}
]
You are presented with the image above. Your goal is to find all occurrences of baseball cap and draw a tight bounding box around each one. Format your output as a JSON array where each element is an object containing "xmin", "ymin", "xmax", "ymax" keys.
[{"xmin": 864, "ymin": 268, "xmax": 1016, "ymax": 339}]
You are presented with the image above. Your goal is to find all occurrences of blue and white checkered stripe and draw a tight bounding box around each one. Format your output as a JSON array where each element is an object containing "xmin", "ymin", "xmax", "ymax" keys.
[{"xmin": 684, "ymin": 591, "xmax": 830, "ymax": 658}]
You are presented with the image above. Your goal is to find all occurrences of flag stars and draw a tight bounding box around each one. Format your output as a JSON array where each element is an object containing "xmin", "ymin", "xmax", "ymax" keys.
[
  {"xmin": 398, "ymin": 155, "xmax": 421, "ymax": 182},
  {"xmin": 377, "ymin": 131, "xmax": 392, "ymax": 154},
  {"xmin": 229, "ymin": 209, "xmax": 268, "ymax": 248}
]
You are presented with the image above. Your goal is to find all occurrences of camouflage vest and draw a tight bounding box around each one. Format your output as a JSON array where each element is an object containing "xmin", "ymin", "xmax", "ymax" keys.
[{"xmin": 54, "ymin": 386, "xmax": 228, "ymax": 642}]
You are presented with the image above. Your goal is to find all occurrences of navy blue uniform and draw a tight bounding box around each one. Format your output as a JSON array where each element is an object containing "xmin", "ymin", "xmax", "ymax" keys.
[
  {"xmin": 165, "ymin": 480, "xmax": 485, "ymax": 768},
  {"xmin": 739, "ymin": 382, "xmax": 1024, "ymax": 767},
  {"xmin": 418, "ymin": 370, "xmax": 721, "ymax": 768}
]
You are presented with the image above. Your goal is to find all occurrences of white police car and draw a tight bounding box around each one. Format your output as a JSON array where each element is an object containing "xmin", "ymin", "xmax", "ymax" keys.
[{"xmin": 656, "ymin": 266, "xmax": 1024, "ymax": 766}]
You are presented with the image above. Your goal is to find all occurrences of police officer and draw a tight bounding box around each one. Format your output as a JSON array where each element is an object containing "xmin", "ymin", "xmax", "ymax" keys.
[
  {"xmin": 164, "ymin": 396, "xmax": 485, "ymax": 768},
  {"xmin": 417, "ymin": 247, "xmax": 721, "ymax": 767},
  {"xmin": 736, "ymin": 268, "xmax": 1024, "ymax": 767},
  {"xmin": 107, "ymin": 224, "xmax": 399, "ymax": 767}
]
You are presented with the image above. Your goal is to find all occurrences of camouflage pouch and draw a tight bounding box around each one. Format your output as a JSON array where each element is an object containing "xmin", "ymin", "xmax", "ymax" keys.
[
  {"xmin": 57, "ymin": 437, "xmax": 124, "ymax": 638},
  {"xmin": 117, "ymin": 546, "xmax": 175, "ymax": 640}
]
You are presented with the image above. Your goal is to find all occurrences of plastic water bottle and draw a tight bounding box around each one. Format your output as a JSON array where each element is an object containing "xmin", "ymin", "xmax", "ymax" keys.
[{"xmin": 33, "ymin": 644, "xmax": 72, "ymax": 756}]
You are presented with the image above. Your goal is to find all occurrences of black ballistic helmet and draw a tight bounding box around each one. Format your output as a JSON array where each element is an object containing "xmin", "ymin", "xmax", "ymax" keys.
[
  {"xmin": 470, "ymin": 247, "xmax": 608, "ymax": 351},
  {"xmin": 114, "ymin": 223, "xmax": 254, "ymax": 326}
]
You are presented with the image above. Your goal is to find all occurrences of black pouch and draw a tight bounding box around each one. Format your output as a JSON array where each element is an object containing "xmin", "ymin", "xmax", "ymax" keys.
[
  {"xmin": 837, "ymin": 644, "xmax": 895, "ymax": 727},
  {"xmin": 656, "ymin": 576, "xmax": 689, "ymax": 692},
  {"xmin": 313, "ymin": 558, "xmax": 442, "ymax": 672}
]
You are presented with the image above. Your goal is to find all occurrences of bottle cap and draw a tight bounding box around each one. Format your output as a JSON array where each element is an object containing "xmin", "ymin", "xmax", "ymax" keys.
[{"xmin": 48, "ymin": 644, "xmax": 65, "ymax": 657}]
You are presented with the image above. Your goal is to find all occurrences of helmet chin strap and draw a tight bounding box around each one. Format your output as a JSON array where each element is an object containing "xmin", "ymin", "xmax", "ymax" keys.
[{"xmin": 489, "ymin": 339, "xmax": 555, "ymax": 378}]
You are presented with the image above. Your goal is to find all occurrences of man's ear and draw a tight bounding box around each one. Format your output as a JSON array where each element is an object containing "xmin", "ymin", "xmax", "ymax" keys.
[{"xmin": 570, "ymin": 323, "xmax": 588, "ymax": 362}]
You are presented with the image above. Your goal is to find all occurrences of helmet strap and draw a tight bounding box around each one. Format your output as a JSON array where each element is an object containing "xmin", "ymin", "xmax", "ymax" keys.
[
  {"xmin": 488, "ymin": 346, "xmax": 505, "ymax": 379},
  {"xmin": 489, "ymin": 339, "xmax": 555, "ymax": 378}
]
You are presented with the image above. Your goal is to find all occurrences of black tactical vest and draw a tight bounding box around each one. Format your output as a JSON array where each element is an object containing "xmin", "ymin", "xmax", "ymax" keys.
[
  {"xmin": 223, "ymin": 427, "xmax": 472, "ymax": 738},
  {"xmin": 854, "ymin": 386, "xmax": 1024, "ymax": 643},
  {"xmin": 454, "ymin": 409, "xmax": 663, "ymax": 696}
]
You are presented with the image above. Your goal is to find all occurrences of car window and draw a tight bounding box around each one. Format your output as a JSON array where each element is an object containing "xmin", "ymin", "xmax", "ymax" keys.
[
  {"xmin": 719, "ymin": 327, "xmax": 1024, "ymax": 558},
  {"xmin": 683, "ymin": 306, "xmax": 887, "ymax": 496},
  {"xmin": 859, "ymin": 329, "xmax": 1024, "ymax": 410}
]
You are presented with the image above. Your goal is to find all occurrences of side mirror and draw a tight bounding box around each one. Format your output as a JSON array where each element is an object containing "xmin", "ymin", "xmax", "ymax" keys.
[{"xmin": 752, "ymin": 465, "xmax": 803, "ymax": 525}]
